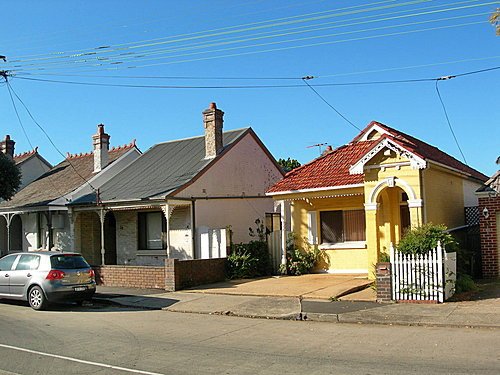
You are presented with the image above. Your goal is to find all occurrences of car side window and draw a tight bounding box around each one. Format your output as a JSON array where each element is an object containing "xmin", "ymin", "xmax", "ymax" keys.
[
  {"xmin": 0, "ymin": 255, "xmax": 17, "ymax": 271},
  {"xmin": 15, "ymin": 255, "xmax": 41, "ymax": 271}
]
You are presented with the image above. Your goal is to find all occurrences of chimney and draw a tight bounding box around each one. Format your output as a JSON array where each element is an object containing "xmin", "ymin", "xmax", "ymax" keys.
[
  {"xmin": 0, "ymin": 135, "xmax": 15, "ymax": 160},
  {"xmin": 92, "ymin": 124, "xmax": 110, "ymax": 173},
  {"xmin": 202, "ymin": 102, "xmax": 224, "ymax": 159}
]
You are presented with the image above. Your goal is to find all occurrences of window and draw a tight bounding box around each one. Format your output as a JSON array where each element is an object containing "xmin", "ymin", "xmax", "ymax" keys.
[
  {"xmin": 51, "ymin": 255, "xmax": 90, "ymax": 269},
  {"xmin": 0, "ymin": 255, "xmax": 17, "ymax": 271},
  {"xmin": 15, "ymin": 255, "xmax": 40, "ymax": 271},
  {"xmin": 320, "ymin": 210, "xmax": 366, "ymax": 244},
  {"xmin": 138, "ymin": 212, "xmax": 166, "ymax": 250}
]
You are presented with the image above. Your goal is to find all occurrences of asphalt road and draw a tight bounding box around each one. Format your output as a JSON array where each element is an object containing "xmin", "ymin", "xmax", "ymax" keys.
[{"xmin": 0, "ymin": 300, "xmax": 498, "ymax": 375}]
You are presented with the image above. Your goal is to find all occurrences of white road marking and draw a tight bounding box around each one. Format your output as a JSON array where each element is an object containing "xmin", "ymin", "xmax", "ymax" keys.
[{"xmin": 0, "ymin": 343, "xmax": 165, "ymax": 375}]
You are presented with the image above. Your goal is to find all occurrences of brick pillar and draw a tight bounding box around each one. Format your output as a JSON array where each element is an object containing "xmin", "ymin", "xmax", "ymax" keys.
[
  {"xmin": 376, "ymin": 262, "xmax": 392, "ymax": 303},
  {"xmin": 165, "ymin": 258, "xmax": 178, "ymax": 291},
  {"xmin": 478, "ymin": 197, "xmax": 499, "ymax": 278}
]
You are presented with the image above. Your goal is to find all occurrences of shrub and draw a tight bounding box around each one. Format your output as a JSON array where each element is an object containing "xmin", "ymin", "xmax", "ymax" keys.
[
  {"xmin": 454, "ymin": 273, "xmax": 478, "ymax": 294},
  {"xmin": 397, "ymin": 223, "xmax": 457, "ymax": 255},
  {"xmin": 279, "ymin": 233, "xmax": 320, "ymax": 276},
  {"xmin": 226, "ymin": 240, "xmax": 271, "ymax": 279}
]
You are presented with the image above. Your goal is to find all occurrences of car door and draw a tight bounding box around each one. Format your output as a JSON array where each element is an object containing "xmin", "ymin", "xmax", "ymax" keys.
[
  {"xmin": 9, "ymin": 254, "xmax": 41, "ymax": 297},
  {"xmin": 0, "ymin": 255, "xmax": 19, "ymax": 296}
]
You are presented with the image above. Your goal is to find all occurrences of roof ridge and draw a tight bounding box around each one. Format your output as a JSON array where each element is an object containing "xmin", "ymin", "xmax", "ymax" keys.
[
  {"xmin": 66, "ymin": 140, "xmax": 136, "ymax": 159},
  {"xmin": 14, "ymin": 147, "xmax": 38, "ymax": 159},
  {"xmin": 154, "ymin": 127, "xmax": 250, "ymax": 146}
]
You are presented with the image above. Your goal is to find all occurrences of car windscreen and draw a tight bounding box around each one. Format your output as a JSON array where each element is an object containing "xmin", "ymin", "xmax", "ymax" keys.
[{"xmin": 50, "ymin": 255, "xmax": 90, "ymax": 269}]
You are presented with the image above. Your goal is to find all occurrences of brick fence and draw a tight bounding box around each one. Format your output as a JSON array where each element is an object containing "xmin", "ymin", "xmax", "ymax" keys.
[
  {"xmin": 93, "ymin": 258, "xmax": 226, "ymax": 291},
  {"xmin": 478, "ymin": 196, "xmax": 499, "ymax": 278},
  {"xmin": 165, "ymin": 258, "xmax": 226, "ymax": 291},
  {"xmin": 375, "ymin": 262, "xmax": 392, "ymax": 303}
]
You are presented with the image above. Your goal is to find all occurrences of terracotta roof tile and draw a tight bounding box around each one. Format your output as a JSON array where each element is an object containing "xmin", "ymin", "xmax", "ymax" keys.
[
  {"xmin": 13, "ymin": 148, "xmax": 39, "ymax": 165},
  {"xmin": 267, "ymin": 140, "xmax": 377, "ymax": 193},
  {"xmin": 268, "ymin": 121, "xmax": 487, "ymax": 194}
]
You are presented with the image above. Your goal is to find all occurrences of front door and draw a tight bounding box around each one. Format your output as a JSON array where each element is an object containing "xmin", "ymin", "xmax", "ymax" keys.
[
  {"xmin": 9, "ymin": 254, "xmax": 41, "ymax": 297},
  {"xmin": 0, "ymin": 254, "xmax": 19, "ymax": 295}
]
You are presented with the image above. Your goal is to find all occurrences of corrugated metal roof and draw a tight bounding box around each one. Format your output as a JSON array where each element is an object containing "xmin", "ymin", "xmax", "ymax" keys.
[{"xmin": 85, "ymin": 128, "xmax": 250, "ymax": 203}]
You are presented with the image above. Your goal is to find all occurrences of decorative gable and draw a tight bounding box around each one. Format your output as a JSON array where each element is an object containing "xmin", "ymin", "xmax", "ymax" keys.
[{"xmin": 349, "ymin": 137, "xmax": 427, "ymax": 175}]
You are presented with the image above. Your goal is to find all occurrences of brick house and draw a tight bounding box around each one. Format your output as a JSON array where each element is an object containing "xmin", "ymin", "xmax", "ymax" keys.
[
  {"xmin": 68, "ymin": 103, "xmax": 284, "ymax": 267},
  {"xmin": 0, "ymin": 125, "xmax": 140, "ymax": 256},
  {"xmin": 267, "ymin": 121, "xmax": 487, "ymax": 278},
  {"xmin": 476, "ymin": 165, "xmax": 500, "ymax": 278}
]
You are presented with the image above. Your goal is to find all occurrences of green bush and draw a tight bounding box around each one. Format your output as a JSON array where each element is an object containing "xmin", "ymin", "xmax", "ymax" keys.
[
  {"xmin": 279, "ymin": 234, "xmax": 320, "ymax": 275},
  {"xmin": 397, "ymin": 223, "xmax": 457, "ymax": 255},
  {"xmin": 225, "ymin": 240, "xmax": 271, "ymax": 279},
  {"xmin": 454, "ymin": 273, "xmax": 478, "ymax": 294}
]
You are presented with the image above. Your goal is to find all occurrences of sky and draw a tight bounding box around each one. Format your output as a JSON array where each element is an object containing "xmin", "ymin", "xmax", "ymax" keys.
[{"xmin": 0, "ymin": 0, "xmax": 499, "ymax": 176}]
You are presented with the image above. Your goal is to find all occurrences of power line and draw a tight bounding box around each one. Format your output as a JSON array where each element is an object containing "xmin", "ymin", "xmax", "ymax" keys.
[
  {"xmin": 5, "ymin": 80, "xmax": 97, "ymax": 191},
  {"xmin": 6, "ymin": 8, "xmax": 490, "ymax": 73},
  {"xmin": 302, "ymin": 77, "xmax": 361, "ymax": 131},
  {"xmin": 434, "ymin": 79, "xmax": 468, "ymax": 165},
  {"xmin": 11, "ymin": 65, "xmax": 499, "ymax": 89}
]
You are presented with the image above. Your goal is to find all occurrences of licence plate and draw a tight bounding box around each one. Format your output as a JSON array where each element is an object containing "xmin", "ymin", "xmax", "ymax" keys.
[{"xmin": 74, "ymin": 286, "xmax": 87, "ymax": 292}]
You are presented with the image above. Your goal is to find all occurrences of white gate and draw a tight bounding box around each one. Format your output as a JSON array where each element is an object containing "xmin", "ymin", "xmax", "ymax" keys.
[{"xmin": 390, "ymin": 242, "xmax": 456, "ymax": 303}]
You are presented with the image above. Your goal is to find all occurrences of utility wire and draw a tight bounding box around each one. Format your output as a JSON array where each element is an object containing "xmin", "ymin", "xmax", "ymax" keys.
[
  {"xmin": 11, "ymin": 65, "xmax": 499, "ymax": 89},
  {"xmin": 5, "ymin": 80, "xmax": 97, "ymax": 191},
  {"xmin": 434, "ymin": 79, "xmax": 468, "ymax": 164},
  {"xmin": 4, "ymin": 78, "xmax": 67, "ymax": 199},
  {"xmin": 6, "ymin": 9, "xmax": 490, "ymax": 73},
  {"xmin": 302, "ymin": 77, "xmax": 361, "ymax": 131}
]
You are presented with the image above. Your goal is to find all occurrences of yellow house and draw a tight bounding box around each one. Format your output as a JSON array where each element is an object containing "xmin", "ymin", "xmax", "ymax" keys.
[{"xmin": 267, "ymin": 122, "xmax": 487, "ymax": 278}]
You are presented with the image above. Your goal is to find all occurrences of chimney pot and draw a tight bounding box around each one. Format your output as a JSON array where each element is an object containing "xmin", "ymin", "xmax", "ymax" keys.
[
  {"xmin": 92, "ymin": 124, "xmax": 110, "ymax": 172},
  {"xmin": 1, "ymin": 134, "xmax": 15, "ymax": 160},
  {"xmin": 202, "ymin": 102, "xmax": 224, "ymax": 159}
]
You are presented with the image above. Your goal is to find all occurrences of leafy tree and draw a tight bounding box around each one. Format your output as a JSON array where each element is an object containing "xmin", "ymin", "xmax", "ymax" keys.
[
  {"xmin": 0, "ymin": 153, "xmax": 21, "ymax": 200},
  {"xmin": 491, "ymin": 8, "xmax": 500, "ymax": 35},
  {"xmin": 277, "ymin": 157, "xmax": 301, "ymax": 173}
]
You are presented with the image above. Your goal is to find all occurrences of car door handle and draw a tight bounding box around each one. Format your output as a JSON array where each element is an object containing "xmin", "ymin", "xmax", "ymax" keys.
[
  {"xmin": 27, "ymin": 273, "xmax": 32, "ymax": 278},
  {"xmin": 4, "ymin": 274, "xmax": 9, "ymax": 277}
]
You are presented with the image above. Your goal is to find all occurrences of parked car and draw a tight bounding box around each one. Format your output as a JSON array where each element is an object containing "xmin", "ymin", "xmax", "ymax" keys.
[{"xmin": 0, "ymin": 251, "xmax": 96, "ymax": 310}]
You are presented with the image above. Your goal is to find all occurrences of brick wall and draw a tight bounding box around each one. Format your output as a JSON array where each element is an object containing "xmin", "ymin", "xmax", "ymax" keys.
[
  {"xmin": 93, "ymin": 265, "xmax": 166, "ymax": 289},
  {"xmin": 478, "ymin": 196, "xmax": 499, "ymax": 278},
  {"xmin": 165, "ymin": 258, "xmax": 226, "ymax": 291},
  {"xmin": 93, "ymin": 258, "xmax": 226, "ymax": 291},
  {"xmin": 376, "ymin": 262, "xmax": 392, "ymax": 303}
]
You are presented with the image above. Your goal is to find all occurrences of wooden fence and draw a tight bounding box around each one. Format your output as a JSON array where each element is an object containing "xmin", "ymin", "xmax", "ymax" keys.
[{"xmin": 390, "ymin": 242, "xmax": 456, "ymax": 303}]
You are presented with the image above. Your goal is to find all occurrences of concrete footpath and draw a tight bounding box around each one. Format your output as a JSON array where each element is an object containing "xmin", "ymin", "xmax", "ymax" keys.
[{"xmin": 93, "ymin": 280, "xmax": 500, "ymax": 329}]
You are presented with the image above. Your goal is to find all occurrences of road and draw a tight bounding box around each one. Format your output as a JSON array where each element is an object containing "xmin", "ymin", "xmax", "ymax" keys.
[{"xmin": 0, "ymin": 301, "xmax": 498, "ymax": 375}]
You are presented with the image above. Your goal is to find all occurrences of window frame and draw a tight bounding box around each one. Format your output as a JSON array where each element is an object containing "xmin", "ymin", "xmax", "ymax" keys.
[
  {"xmin": 318, "ymin": 209, "xmax": 367, "ymax": 249},
  {"xmin": 137, "ymin": 211, "xmax": 166, "ymax": 251}
]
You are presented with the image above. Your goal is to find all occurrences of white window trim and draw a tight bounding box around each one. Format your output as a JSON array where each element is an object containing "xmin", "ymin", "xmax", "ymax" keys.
[{"xmin": 319, "ymin": 241, "xmax": 366, "ymax": 250}]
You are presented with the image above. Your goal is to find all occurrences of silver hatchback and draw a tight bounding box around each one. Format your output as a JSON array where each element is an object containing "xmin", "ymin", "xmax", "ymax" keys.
[{"xmin": 0, "ymin": 251, "xmax": 96, "ymax": 310}]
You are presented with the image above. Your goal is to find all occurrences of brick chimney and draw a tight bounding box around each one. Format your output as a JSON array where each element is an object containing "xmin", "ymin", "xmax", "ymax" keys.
[
  {"xmin": 202, "ymin": 102, "xmax": 224, "ymax": 159},
  {"xmin": 92, "ymin": 124, "xmax": 110, "ymax": 173},
  {"xmin": 0, "ymin": 135, "xmax": 15, "ymax": 160}
]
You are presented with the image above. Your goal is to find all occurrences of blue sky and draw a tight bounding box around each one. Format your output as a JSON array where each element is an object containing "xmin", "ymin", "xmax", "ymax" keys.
[{"xmin": 1, "ymin": 0, "xmax": 499, "ymax": 175}]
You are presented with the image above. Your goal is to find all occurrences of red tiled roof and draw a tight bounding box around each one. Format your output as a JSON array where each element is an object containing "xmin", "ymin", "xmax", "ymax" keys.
[
  {"xmin": 267, "ymin": 140, "xmax": 377, "ymax": 193},
  {"xmin": 364, "ymin": 122, "xmax": 487, "ymax": 181},
  {"xmin": 268, "ymin": 121, "xmax": 487, "ymax": 194}
]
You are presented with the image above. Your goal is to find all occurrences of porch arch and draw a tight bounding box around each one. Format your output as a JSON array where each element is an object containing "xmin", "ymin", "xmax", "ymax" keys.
[{"xmin": 368, "ymin": 177, "xmax": 418, "ymax": 206}]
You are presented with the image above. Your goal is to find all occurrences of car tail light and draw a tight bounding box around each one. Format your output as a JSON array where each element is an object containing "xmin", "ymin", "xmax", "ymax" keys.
[
  {"xmin": 88, "ymin": 269, "xmax": 95, "ymax": 278},
  {"xmin": 46, "ymin": 270, "xmax": 65, "ymax": 280}
]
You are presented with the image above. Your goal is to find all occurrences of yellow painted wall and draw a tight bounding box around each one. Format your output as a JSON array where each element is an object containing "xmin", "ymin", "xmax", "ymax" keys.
[{"xmin": 422, "ymin": 164, "xmax": 465, "ymax": 229}]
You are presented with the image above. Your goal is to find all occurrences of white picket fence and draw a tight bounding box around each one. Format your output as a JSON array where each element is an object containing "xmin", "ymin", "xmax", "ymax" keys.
[{"xmin": 390, "ymin": 242, "xmax": 456, "ymax": 303}]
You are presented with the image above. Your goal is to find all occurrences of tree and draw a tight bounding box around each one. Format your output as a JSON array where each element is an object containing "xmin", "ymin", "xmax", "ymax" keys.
[
  {"xmin": 0, "ymin": 153, "xmax": 21, "ymax": 200},
  {"xmin": 277, "ymin": 158, "xmax": 301, "ymax": 173},
  {"xmin": 491, "ymin": 8, "xmax": 500, "ymax": 35}
]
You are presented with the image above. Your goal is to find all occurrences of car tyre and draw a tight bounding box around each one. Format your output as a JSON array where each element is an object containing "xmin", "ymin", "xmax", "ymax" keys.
[{"xmin": 28, "ymin": 286, "xmax": 48, "ymax": 311}]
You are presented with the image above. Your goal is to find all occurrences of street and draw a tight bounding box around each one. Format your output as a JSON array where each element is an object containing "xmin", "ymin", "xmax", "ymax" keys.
[{"xmin": 0, "ymin": 301, "xmax": 498, "ymax": 375}]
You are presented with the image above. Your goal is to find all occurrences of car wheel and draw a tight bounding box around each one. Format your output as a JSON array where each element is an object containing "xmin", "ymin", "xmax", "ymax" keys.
[{"xmin": 28, "ymin": 286, "xmax": 48, "ymax": 311}]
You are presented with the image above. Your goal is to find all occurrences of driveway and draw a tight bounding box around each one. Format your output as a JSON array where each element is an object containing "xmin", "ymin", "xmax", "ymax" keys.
[{"xmin": 184, "ymin": 273, "xmax": 373, "ymax": 300}]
